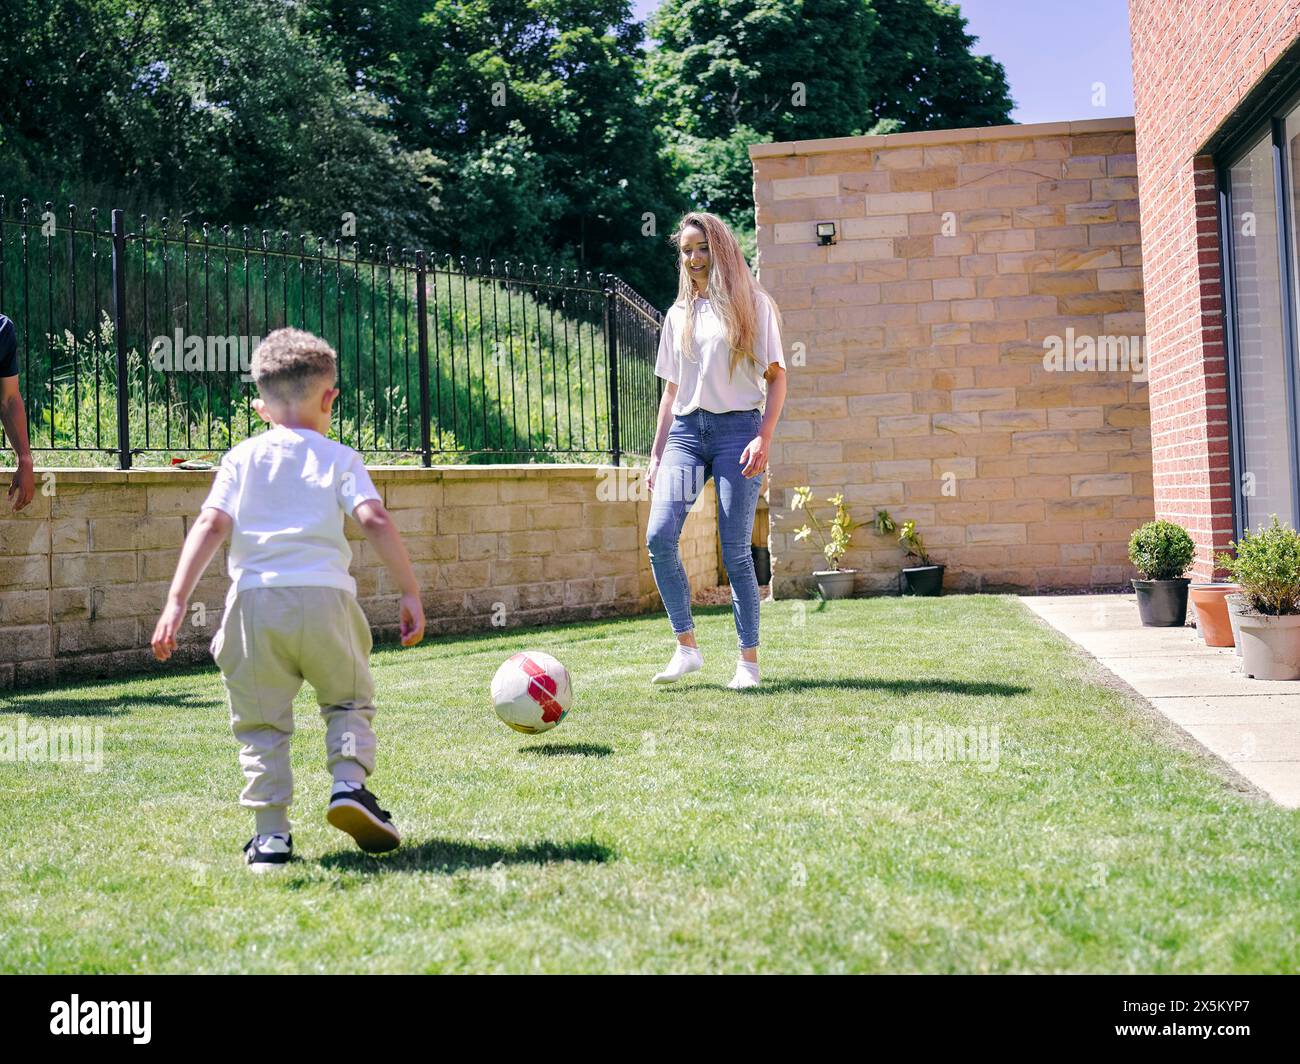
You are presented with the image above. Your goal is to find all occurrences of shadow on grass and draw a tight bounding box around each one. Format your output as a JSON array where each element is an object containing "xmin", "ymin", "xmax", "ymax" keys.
[
  {"xmin": 0, "ymin": 691, "xmax": 222, "ymax": 717},
  {"xmin": 315, "ymin": 836, "xmax": 615, "ymax": 876},
  {"xmin": 656, "ymin": 678, "xmax": 1031, "ymax": 697},
  {"xmin": 368, "ymin": 605, "xmax": 743, "ymax": 663},
  {"xmin": 518, "ymin": 742, "xmax": 613, "ymax": 758}
]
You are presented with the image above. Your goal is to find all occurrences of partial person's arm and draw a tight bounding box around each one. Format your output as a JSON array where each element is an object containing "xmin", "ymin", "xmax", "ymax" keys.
[
  {"xmin": 353, "ymin": 498, "xmax": 425, "ymax": 646},
  {"xmin": 646, "ymin": 382, "xmax": 678, "ymax": 492},
  {"xmin": 1, "ymin": 375, "xmax": 34, "ymax": 511},
  {"xmin": 739, "ymin": 294, "xmax": 788, "ymax": 478},
  {"xmin": 739, "ymin": 365, "xmax": 787, "ymax": 478},
  {"xmin": 151, "ymin": 507, "xmax": 233, "ymax": 661},
  {"xmin": 759, "ymin": 363, "xmax": 787, "ymax": 440}
]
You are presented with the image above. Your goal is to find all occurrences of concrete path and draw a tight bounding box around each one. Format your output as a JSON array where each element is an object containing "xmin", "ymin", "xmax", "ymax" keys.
[{"xmin": 1017, "ymin": 592, "xmax": 1300, "ymax": 809}]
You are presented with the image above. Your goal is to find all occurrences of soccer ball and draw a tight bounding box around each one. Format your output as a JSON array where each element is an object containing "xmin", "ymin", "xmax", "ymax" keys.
[{"xmin": 491, "ymin": 651, "xmax": 572, "ymax": 734}]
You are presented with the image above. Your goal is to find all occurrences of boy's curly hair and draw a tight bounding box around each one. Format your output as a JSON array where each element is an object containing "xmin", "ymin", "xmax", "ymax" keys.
[{"xmin": 251, "ymin": 328, "xmax": 337, "ymax": 403}]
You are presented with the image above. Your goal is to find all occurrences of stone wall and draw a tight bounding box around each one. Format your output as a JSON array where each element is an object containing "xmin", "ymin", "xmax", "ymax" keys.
[
  {"xmin": 0, "ymin": 465, "xmax": 719, "ymax": 688},
  {"xmin": 751, "ymin": 117, "xmax": 1153, "ymax": 597}
]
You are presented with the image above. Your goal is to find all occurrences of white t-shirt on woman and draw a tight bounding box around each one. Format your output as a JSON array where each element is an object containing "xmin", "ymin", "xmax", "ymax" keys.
[{"xmin": 654, "ymin": 292, "xmax": 785, "ymax": 416}]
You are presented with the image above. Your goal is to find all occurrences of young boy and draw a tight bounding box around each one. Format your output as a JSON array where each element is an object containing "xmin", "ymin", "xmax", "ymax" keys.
[{"xmin": 150, "ymin": 327, "xmax": 426, "ymax": 872}]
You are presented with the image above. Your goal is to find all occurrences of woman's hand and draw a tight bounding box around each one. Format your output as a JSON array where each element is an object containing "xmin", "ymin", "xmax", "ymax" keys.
[
  {"xmin": 647, "ymin": 454, "xmax": 661, "ymax": 493},
  {"xmin": 739, "ymin": 435, "xmax": 768, "ymax": 478}
]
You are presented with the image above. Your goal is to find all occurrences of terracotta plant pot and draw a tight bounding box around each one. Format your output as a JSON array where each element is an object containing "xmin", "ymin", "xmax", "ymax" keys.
[
  {"xmin": 812, "ymin": 569, "xmax": 856, "ymax": 599},
  {"xmin": 1189, "ymin": 583, "xmax": 1240, "ymax": 646},
  {"xmin": 1132, "ymin": 577, "xmax": 1190, "ymax": 626},
  {"xmin": 1236, "ymin": 609, "xmax": 1300, "ymax": 680}
]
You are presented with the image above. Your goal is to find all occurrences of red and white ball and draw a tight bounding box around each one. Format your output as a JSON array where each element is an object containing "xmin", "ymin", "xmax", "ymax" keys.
[{"xmin": 491, "ymin": 651, "xmax": 572, "ymax": 733}]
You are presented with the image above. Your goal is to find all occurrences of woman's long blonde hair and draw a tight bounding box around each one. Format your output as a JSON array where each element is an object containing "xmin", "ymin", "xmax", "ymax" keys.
[{"xmin": 669, "ymin": 211, "xmax": 782, "ymax": 379}]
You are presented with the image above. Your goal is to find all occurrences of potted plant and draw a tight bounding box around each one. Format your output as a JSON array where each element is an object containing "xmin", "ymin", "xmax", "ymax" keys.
[
  {"xmin": 791, "ymin": 487, "xmax": 859, "ymax": 599},
  {"xmin": 1189, "ymin": 580, "xmax": 1241, "ymax": 647},
  {"xmin": 1127, "ymin": 519, "xmax": 1195, "ymax": 626},
  {"xmin": 874, "ymin": 510, "xmax": 944, "ymax": 596},
  {"xmin": 1214, "ymin": 515, "xmax": 1300, "ymax": 679},
  {"xmin": 1225, "ymin": 592, "xmax": 1246, "ymax": 658}
]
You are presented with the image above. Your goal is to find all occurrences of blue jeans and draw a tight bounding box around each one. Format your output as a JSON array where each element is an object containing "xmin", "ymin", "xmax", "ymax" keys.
[{"xmin": 646, "ymin": 407, "xmax": 764, "ymax": 651}]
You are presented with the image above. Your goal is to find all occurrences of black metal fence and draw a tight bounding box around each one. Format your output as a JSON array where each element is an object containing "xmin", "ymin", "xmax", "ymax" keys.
[{"xmin": 0, "ymin": 196, "xmax": 662, "ymax": 467}]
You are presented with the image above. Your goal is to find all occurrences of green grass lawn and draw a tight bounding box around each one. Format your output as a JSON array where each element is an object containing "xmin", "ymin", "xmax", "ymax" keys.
[{"xmin": 2, "ymin": 594, "xmax": 1297, "ymax": 973}]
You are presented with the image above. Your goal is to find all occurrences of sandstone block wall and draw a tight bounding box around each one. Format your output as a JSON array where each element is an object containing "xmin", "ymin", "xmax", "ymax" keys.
[
  {"xmin": 0, "ymin": 465, "xmax": 719, "ymax": 689},
  {"xmin": 751, "ymin": 118, "xmax": 1152, "ymax": 596}
]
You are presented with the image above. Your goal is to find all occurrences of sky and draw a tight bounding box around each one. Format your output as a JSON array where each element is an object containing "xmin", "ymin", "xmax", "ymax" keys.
[{"xmin": 629, "ymin": 0, "xmax": 1135, "ymax": 125}]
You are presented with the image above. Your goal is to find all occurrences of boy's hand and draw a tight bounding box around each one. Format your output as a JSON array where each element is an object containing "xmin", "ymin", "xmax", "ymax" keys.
[
  {"xmin": 399, "ymin": 592, "xmax": 425, "ymax": 646},
  {"xmin": 151, "ymin": 598, "xmax": 187, "ymax": 661}
]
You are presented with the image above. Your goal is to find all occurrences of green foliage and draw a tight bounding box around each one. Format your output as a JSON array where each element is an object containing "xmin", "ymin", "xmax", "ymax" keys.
[
  {"xmin": 1127, "ymin": 519, "xmax": 1195, "ymax": 581},
  {"xmin": 660, "ymin": 125, "xmax": 769, "ymax": 238},
  {"xmin": 1214, "ymin": 515, "xmax": 1300, "ymax": 616},
  {"xmin": 859, "ymin": 0, "xmax": 1018, "ymax": 132},
  {"xmin": 1, "ymin": 1, "xmax": 441, "ymax": 249},
  {"xmin": 644, "ymin": 0, "xmax": 1014, "ymax": 234},
  {"xmin": 874, "ymin": 508, "xmax": 934, "ymax": 566},
  {"xmin": 645, "ymin": 0, "xmax": 880, "ymax": 144},
  {"xmin": 897, "ymin": 519, "xmax": 931, "ymax": 567},
  {"xmin": 791, "ymin": 486, "xmax": 859, "ymax": 570},
  {"xmin": 3, "ymin": 1, "xmax": 1016, "ymax": 312},
  {"xmin": 2, "ymin": 269, "xmax": 636, "ymax": 466},
  {"xmin": 305, "ymin": 0, "xmax": 689, "ymax": 307}
]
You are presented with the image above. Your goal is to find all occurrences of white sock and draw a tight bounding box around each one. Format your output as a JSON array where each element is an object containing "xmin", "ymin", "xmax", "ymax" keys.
[
  {"xmin": 331, "ymin": 780, "xmax": 363, "ymax": 797},
  {"xmin": 652, "ymin": 642, "xmax": 703, "ymax": 683},
  {"xmin": 727, "ymin": 659, "xmax": 760, "ymax": 689}
]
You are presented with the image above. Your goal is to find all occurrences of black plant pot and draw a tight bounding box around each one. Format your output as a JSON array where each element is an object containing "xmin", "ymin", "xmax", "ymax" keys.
[
  {"xmin": 752, "ymin": 545, "xmax": 771, "ymax": 586},
  {"xmin": 1132, "ymin": 577, "xmax": 1190, "ymax": 626},
  {"xmin": 902, "ymin": 564, "xmax": 944, "ymax": 596}
]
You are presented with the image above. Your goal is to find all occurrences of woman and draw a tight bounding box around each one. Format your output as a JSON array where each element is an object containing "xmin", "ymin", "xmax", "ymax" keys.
[{"xmin": 646, "ymin": 211, "xmax": 788, "ymax": 689}]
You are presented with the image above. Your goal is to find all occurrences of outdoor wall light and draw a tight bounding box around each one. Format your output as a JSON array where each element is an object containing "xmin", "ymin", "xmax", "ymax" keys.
[{"xmin": 816, "ymin": 221, "xmax": 837, "ymax": 245}]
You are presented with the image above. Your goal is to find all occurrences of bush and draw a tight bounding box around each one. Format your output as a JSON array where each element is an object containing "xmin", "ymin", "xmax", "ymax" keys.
[
  {"xmin": 1214, "ymin": 514, "xmax": 1300, "ymax": 615},
  {"xmin": 1127, "ymin": 519, "xmax": 1195, "ymax": 580}
]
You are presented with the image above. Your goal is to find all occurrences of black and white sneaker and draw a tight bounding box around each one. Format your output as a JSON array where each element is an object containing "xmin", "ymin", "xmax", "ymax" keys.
[
  {"xmin": 327, "ymin": 783, "xmax": 400, "ymax": 853},
  {"xmin": 242, "ymin": 832, "xmax": 293, "ymax": 872}
]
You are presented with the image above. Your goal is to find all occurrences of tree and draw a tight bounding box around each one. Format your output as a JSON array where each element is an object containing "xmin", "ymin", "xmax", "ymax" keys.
[
  {"xmin": 0, "ymin": 1, "xmax": 441, "ymax": 245},
  {"xmin": 864, "ymin": 0, "xmax": 1016, "ymax": 131},
  {"xmin": 643, "ymin": 0, "xmax": 1014, "ymax": 229},
  {"xmin": 306, "ymin": 1, "xmax": 691, "ymax": 304},
  {"xmin": 644, "ymin": 0, "xmax": 880, "ymax": 144}
]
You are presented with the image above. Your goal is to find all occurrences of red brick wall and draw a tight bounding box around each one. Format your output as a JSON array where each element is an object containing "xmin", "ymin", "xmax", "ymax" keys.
[{"xmin": 1129, "ymin": 0, "xmax": 1300, "ymax": 579}]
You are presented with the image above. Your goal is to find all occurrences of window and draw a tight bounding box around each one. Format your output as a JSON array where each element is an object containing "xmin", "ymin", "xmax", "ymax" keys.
[
  {"xmin": 1216, "ymin": 73, "xmax": 1300, "ymax": 540},
  {"xmin": 1224, "ymin": 131, "xmax": 1293, "ymax": 534}
]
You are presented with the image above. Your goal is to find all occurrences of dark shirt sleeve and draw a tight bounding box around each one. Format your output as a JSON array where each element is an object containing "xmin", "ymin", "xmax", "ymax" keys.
[{"xmin": 0, "ymin": 317, "xmax": 17, "ymax": 379}]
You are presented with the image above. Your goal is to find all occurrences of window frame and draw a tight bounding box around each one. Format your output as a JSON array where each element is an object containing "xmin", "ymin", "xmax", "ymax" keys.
[{"xmin": 1217, "ymin": 85, "xmax": 1300, "ymax": 540}]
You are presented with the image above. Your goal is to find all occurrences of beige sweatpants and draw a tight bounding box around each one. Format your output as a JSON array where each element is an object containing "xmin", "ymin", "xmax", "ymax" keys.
[{"xmin": 210, "ymin": 586, "xmax": 377, "ymax": 834}]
